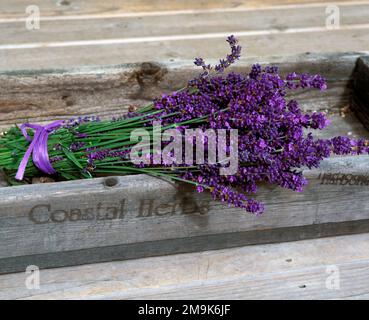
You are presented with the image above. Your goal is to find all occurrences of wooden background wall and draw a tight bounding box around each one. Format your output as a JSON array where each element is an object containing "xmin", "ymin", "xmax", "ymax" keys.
[{"xmin": 0, "ymin": 0, "xmax": 368, "ymax": 72}]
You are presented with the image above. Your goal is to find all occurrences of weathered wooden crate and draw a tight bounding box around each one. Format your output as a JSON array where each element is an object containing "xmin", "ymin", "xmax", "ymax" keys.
[{"xmin": 1, "ymin": 52, "xmax": 369, "ymax": 274}]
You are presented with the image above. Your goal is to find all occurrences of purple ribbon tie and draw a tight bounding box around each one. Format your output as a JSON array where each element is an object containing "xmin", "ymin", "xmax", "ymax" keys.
[{"xmin": 15, "ymin": 120, "xmax": 64, "ymax": 181}]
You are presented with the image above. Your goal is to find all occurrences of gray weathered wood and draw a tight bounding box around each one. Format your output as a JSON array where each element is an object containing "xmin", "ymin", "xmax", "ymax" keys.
[
  {"xmin": 0, "ymin": 52, "xmax": 360, "ymax": 129},
  {"xmin": 120, "ymin": 260, "xmax": 369, "ymax": 300},
  {"xmin": 3, "ymin": 4, "xmax": 369, "ymax": 45},
  {"xmin": 1, "ymin": 155, "xmax": 369, "ymax": 274},
  {"xmin": 1, "ymin": 0, "xmax": 368, "ymax": 71},
  {"xmin": 1, "ymin": 233, "xmax": 369, "ymax": 300},
  {"xmin": 1, "ymin": 30, "xmax": 369, "ymax": 72},
  {"xmin": 0, "ymin": 0, "xmax": 338, "ymax": 19}
]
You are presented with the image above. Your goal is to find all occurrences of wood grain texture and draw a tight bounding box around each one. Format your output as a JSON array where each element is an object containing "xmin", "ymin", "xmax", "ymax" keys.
[
  {"xmin": 1, "ymin": 233, "xmax": 369, "ymax": 299},
  {"xmin": 1, "ymin": 29, "xmax": 369, "ymax": 72},
  {"xmin": 0, "ymin": 0, "xmax": 359, "ymax": 19},
  {"xmin": 1, "ymin": 1, "xmax": 368, "ymax": 71},
  {"xmin": 2, "ymin": 4, "xmax": 369, "ymax": 45},
  {"xmin": 120, "ymin": 261, "xmax": 369, "ymax": 300},
  {"xmin": 0, "ymin": 52, "xmax": 360, "ymax": 128},
  {"xmin": 1, "ymin": 154, "xmax": 369, "ymax": 274}
]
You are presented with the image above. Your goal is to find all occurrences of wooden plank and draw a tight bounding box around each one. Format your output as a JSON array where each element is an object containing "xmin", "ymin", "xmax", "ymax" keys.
[
  {"xmin": 120, "ymin": 261, "xmax": 369, "ymax": 300},
  {"xmin": 1, "ymin": 233, "xmax": 369, "ymax": 300},
  {"xmin": 2, "ymin": 4, "xmax": 369, "ymax": 45},
  {"xmin": 0, "ymin": 0, "xmax": 359, "ymax": 19},
  {"xmin": 0, "ymin": 52, "xmax": 360, "ymax": 128},
  {"xmin": 2, "ymin": 154, "xmax": 369, "ymax": 274},
  {"xmin": 0, "ymin": 29, "xmax": 368, "ymax": 72}
]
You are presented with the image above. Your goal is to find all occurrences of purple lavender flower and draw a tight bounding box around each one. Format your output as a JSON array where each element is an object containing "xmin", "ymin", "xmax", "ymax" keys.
[
  {"xmin": 141, "ymin": 36, "xmax": 369, "ymax": 214},
  {"xmin": 50, "ymin": 156, "xmax": 64, "ymax": 163},
  {"xmin": 69, "ymin": 141, "xmax": 85, "ymax": 151}
]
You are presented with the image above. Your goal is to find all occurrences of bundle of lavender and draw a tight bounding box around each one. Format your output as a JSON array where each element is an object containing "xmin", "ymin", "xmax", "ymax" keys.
[{"xmin": 1, "ymin": 36, "xmax": 368, "ymax": 214}]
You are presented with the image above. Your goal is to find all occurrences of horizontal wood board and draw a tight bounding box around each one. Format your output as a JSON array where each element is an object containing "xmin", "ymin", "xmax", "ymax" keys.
[
  {"xmin": 1, "ymin": 233, "xmax": 369, "ymax": 300},
  {"xmin": 0, "ymin": 1, "xmax": 368, "ymax": 71}
]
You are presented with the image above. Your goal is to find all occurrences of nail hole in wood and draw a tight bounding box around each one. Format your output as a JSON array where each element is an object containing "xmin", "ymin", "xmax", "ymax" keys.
[
  {"xmin": 61, "ymin": 94, "xmax": 74, "ymax": 106},
  {"xmin": 104, "ymin": 177, "xmax": 118, "ymax": 187},
  {"xmin": 58, "ymin": 0, "xmax": 71, "ymax": 6}
]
